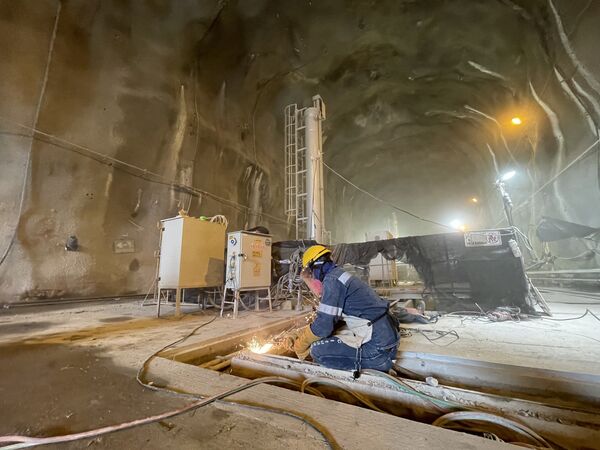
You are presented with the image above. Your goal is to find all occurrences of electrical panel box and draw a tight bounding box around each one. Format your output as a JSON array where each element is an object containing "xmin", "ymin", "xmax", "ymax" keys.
[
  {"xmin": 225, "ymin": 231, "xmax": 272, "ymax": 290},
  {"xmin": 158, "ymin": 215, "xmax": 226, "ymax": 289}
]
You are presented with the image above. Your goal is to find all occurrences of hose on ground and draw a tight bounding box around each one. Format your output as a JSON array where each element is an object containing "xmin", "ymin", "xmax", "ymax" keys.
[
  {"xmin": 432, "ymin": 411, "xmax": 553, "ymax": 449},
  {"xmin": 300, "ymin": 377, "xmax": 387, "ymax": 413},
  {"xmin": 0, "ymin": 376, "xmax": 337, "ymax": 450}
]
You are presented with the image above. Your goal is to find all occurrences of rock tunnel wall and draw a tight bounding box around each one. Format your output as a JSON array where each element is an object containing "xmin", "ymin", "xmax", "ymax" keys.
[{"xmin": 1, "ymin": 0, "xmax": 599, "ymax": 302}]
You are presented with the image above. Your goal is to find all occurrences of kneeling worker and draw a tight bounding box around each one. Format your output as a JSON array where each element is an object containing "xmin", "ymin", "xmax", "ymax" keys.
[{"xmin": 293, "ymin": 244, "xmax": 399, "ymax": 375}]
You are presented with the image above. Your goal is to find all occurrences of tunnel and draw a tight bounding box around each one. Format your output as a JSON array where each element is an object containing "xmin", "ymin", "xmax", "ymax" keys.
[{"xmin": 1, "ymin": 1, "xmax": 599, "ymax": 449}]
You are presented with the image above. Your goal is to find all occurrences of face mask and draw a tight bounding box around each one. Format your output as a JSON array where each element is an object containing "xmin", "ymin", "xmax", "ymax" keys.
[{"xmin": 301, "ymin": 268, "xmax": 323, "ymax": 297}]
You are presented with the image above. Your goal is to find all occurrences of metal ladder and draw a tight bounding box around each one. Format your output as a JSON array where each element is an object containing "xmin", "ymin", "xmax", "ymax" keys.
[{"xmin": 284, "ymin": 104, "xmax": 309, "ymax": 240}]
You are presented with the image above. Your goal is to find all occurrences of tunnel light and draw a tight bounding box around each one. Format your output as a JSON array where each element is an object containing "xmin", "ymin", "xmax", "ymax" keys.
[
  {"xmin": 511, "ymin": 117, "xmax": 522, "ymax": 125},
  {"xmin": 470, "ymin": 197, "xmax": 479, "ymax": 204},
  {"xmin": 450, "ymin": 219, "xmax": 466, "ymax": 232},
  {"xmin": 500, "ymin": 170, "xmax": 516, "ymax": 182}
]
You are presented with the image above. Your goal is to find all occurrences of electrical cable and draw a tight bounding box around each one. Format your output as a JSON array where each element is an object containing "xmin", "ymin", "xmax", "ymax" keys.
[
  {"xmin": 497, "ymin": 137, "xmax": 600, "ymax": 224},
  {"xmin": 432, "ymin": 411, "xmax": 553, "ymax": 449},
  {"xmin": 361, "ymin": 369, "xmax": 459, "ymax": 411},
  {"xmin": 208, "ymin": 215, "xmax": 229, "ymax": 228},
  {"xmin": 135, "ymin": 320, "xmax": 336, "ymax": 448},
  {"xmin": 136, "ymin": 316, "xmax": 218, "ymax": 388},
  {"xmin": 135, "ymin": 317, "xmax": 332, "ymax": 443},
  {"xmin": 322, "ymin": 161, "xmax": 452, "ymax": 230},
  {"xmin": 0, "ymin": 3, "xmax": 60, "ymax": 269},
  {"xmin": 539, "ymin": 308, "xmax": 600, "ymax": 323},
  {"xmin": 0, "ymin": 376, "xmax": 336, "ymax": 450},
  {"xmin": 0, "ymin": 316, "xmax": 337, "ymax": 450},
  {"xmin": 361, "ymin": 371, "xmax": 560, "ymax": 448},
  {"xmin": 0, "ymin": 116, "xmax": 293, "ymax": 229},
  {"xmin": 401, "ymin": 327, "xmax": 461, "ymax": 347},
  {"xmin": 300, "ymin": 377, "xmax": 387, "ymax": 413}
]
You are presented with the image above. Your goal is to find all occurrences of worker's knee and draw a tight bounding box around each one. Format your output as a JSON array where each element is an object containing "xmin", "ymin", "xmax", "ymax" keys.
[
  {"xmin": 309, "ymin": 338, "xmax": 395, "ymax": 372},
  {"xmin": 309, "ymin": 338, "xmax": 357, "ymax": 371},
  {"xmin": 309, "ymin": 337, "xmax": 347, "ymax": 358}
]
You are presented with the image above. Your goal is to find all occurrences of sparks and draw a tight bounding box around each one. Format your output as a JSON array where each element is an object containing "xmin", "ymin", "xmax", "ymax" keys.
[{"xmin": 247, "ymin": 337, "xmax": 274, "ymax": 354}]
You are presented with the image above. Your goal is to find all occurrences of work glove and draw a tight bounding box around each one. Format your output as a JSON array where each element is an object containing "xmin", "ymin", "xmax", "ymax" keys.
[{"xmin": 293, "ymin": 325, "xmax": 320, "ymax": 360}]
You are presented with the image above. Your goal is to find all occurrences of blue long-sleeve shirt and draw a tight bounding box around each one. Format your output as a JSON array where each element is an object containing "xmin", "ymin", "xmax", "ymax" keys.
[{"xmin": 310, "ymin": 267, "xmax": 397, "ymax": 347}]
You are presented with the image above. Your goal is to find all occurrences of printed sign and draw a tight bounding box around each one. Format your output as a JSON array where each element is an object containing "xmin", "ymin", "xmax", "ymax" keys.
[
  {"xmin": 464, "ymin": 231, "xmax": 502, "ymax": 247},
  {"xmin": 251, "ymin": 239, "xmax": 264, "ymax": 250},
  {"xmin": 252, "ymin": 250, "xmax": 262, "ymax": 258}
]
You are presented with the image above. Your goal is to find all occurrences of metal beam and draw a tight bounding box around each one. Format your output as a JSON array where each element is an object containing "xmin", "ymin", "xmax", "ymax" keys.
[
  {"xmin": 396, "ymin": 351, "xmax": 600, "ymax": 410},
  {"xmin": 158, "ymin": 314, "xmax": 309, "ymax": 364}
]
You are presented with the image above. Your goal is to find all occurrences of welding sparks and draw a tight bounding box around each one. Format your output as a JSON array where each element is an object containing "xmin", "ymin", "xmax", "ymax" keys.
[{"xmin": 247, "ymin": 337, "xmax": 274, "ymax": 354}]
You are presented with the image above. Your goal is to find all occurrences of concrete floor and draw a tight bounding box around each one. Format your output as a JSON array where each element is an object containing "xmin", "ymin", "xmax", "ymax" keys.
[
  {"xmin": 1, "ymin": 293, "xmax": 598, "ymax": 448},
  {"xmin": 0, "ymin": 303, "xmax": 327, "ymax": 449},
  {"xmin": 400, "ymin": 290, "xmax": 600, "ymax": 375}
]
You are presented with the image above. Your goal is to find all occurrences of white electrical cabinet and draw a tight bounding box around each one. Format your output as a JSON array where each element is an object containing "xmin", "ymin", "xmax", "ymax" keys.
[
  {"xmin": 158, "ymin": 215, "xmax": 226, "ymax": 290},
  {"xmin": 225, "ymin": 231, "xmax": 272, "ymax": 290}
]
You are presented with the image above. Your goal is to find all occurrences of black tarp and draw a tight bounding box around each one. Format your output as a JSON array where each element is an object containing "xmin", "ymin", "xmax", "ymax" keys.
[
  {"xmin": 536, "ymin": 216, "xmax": 599, "ymax": 242},
  {"xmin": 273, "ymin": 229, "xmax": 533, "ymax": 313}
]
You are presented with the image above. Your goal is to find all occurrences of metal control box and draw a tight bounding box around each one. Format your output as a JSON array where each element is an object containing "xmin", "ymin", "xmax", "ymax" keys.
[
  {"xmin": 158, "ymin": 216, "xmax": 226, "ymax": 289},
  {"xmin": 225, "ymin": 231, "xmax": 272, "ymax": 290}
]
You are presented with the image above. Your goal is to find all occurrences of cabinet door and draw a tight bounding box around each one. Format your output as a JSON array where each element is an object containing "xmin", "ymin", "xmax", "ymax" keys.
[
  {"xmin": 239, "ymin": 235, "xmax": 271, "ymax": 288},
  {"xmin": 158, "ymin": 219, "xmax": 183, "ymax": 288}
]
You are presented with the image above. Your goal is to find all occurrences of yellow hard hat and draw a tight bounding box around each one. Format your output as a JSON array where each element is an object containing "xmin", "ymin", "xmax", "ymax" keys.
[{"xmin": 302, "ymin": 245, "xmax": 331, "ymax": 268}]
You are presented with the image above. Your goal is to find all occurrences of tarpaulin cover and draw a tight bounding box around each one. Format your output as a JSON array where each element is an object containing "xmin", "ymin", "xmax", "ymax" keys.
[
  {"xmin": 536, "ymin": 216, "xmax": 599, "ymax": 242},
  {"xmin": 273, "ymin": 229, "xmax": 532, "ymax": 312}
]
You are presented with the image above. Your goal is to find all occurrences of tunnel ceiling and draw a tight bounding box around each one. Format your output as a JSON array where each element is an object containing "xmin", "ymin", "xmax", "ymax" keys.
[{"xmin": 194, "ymin": 0, "xmax": 600, "ymax": 240}]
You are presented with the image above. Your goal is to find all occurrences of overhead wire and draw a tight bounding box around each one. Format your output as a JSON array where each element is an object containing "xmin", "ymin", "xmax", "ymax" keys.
[
  {"xmin": 497, "ymin": 136, "xmax": 600, "ymax": 223},
  {"xmin": 322, "ymin": 161, "xmax": 452, "ymax": 230},
  {"xmin": 0, "ymin": 116, "xmax": 293, "ymax": 229}
]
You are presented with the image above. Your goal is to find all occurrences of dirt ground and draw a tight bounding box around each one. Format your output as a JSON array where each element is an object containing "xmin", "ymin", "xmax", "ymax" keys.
[{"xmin": 0, "ymin": 304, "xmax": 327, "ymax": 449}]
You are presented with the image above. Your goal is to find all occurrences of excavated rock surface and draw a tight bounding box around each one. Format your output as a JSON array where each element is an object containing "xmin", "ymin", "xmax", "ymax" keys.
[{"xmin": 1, "ymin": 0, "xmax": 599, "ymax": 301}]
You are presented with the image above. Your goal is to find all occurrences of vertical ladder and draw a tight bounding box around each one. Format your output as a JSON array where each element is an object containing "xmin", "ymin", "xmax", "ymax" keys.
[
  {"xmin": 284, "ymin": 104, "xmax": 297, "ymax": 222},
  {"xmin": 295, "ymin": 108, "xmax": 308, "ymax": 240},
  {"xmin": 285, "ymin": 100, "xmax": 325, "ymax": 241},
  {"xmin": 284, "ymin": 104, "xmax": 309, "ymax": 240},
  {"xmin": 284, "ymin": 104, "xmax": 309, "ymax": 239}
]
